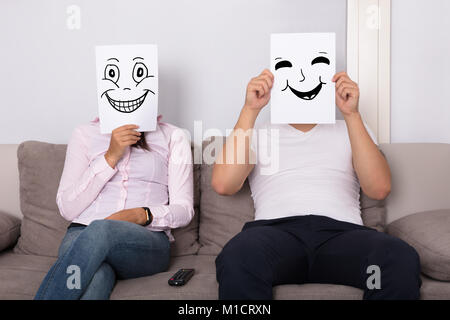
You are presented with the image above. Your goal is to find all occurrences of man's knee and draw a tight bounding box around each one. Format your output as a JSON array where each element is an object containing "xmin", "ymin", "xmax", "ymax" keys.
[
  {"xmin": 216, "ymin": 228, "xmax": 271, "ymax": 281},
  {"xmin": 216, "ymin": 234, "xmax": 248, "ymax": 276},
  {"xmin": 389, "ymin": 239, "xmax": 421, "ymax": 284},
  {"xmin": 215, "ymin": 228, "xmax": 276, "ymax": 300},
  {"xmin": 370, "ymin": 236, "xmax": 421, "ymax": 298},
  {"xmin": 377, "ymin": 237, "xmax": 420, "ymax": 275}
]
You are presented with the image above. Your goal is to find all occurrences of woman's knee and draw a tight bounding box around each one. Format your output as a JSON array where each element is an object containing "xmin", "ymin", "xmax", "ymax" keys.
[
  {"xmin": 84, "ymin": 220, "xmax": 116, "ymax": 241},
  {"xmin": 75, "ymin": 220, "xmax": 119, "ymax": 254}
]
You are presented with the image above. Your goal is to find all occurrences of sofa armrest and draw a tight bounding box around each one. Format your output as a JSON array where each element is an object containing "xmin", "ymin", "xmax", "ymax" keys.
[{"xmin": 0, "ymin": 210, "xmax": 21, "ymax": 252}]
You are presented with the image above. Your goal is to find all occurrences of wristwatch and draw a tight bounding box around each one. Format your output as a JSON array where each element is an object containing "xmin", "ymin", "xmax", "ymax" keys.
[{"xmin": 142, "ymin": 207, "xmax": 153, "ymax": 226}]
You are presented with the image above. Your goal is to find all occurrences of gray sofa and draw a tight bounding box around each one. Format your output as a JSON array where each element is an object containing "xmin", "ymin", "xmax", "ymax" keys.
[{"xmin": 0, "ymin": 140, "xmax": 450, "ymax": 299}]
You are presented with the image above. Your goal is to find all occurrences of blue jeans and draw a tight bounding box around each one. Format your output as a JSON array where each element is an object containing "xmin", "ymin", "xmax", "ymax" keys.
[{"xmin": 34, "ymin": 219, "xmax": 171, "ymax": 300}]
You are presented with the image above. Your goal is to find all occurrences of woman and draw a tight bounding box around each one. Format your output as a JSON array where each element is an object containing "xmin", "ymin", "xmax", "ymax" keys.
[{"xmin": 34, "ymin": 116, "xmax": 194, "ymax": 299}]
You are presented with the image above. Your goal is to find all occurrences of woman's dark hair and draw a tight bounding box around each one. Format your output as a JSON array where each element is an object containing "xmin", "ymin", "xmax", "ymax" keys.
[{"xmin": 131, "ymin": 131, "xmax": 150, "ymax": 151}]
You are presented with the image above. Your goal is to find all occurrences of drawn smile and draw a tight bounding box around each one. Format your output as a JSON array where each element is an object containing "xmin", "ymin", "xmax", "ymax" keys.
[
  {"xmin": 104, "ymin": 90, "xmax": 153, "ymax": 113},
  {"xmin": 282, "ymin": 77, "xmax": 325, "ymax": 101}
]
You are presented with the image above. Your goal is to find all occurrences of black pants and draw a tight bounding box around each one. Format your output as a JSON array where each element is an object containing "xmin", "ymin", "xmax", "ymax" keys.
[{"xmin": 215, "ymin": 215, "xmax": 422, "ymax": 300}]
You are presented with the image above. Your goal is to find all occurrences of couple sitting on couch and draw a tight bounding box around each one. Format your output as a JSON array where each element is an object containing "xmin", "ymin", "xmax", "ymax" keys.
[{"xmin": 34, "ymin": 70, "xmax": 421, "ymax": 300}]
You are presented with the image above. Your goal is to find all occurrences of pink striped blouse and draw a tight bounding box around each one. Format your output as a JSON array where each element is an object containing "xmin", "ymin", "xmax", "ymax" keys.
[{"xmin": 56, "ymin": 116, "xmax": 194, "ymax": 242}]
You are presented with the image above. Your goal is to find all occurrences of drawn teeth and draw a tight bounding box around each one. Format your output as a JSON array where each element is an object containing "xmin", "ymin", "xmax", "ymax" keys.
[{"xmin": 106, "ymin": 91, "xmax": 150, "ymax": 113}]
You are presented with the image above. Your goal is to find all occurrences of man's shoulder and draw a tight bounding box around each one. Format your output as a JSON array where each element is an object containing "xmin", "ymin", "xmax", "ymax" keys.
[
  {"xmin": 319, "ymin": 120, "xmax": 348, "ymax": 135},
  {"xmin": 327, "ymin": 119, "xmax": 378, "ymax": 145},
  {"xmin": 324, "ymin": 119, "xmax": 346, "ymax": 129}
]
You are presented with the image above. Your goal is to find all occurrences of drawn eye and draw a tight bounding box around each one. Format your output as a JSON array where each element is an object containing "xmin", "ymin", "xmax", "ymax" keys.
[
  {"xmin": 275, "ymin": 60, "xmax": 293, "ymax": 70},
  {"xmin": 311, "ymin": 56, "xmax": 330, "ymax": 65},
  {"xmin": 104, "ymin": 64, "xmax": 120, "ymax": 84},
  {"xmin": 132, "ymin": 62, "xmax": 148, "ymax": 84}
]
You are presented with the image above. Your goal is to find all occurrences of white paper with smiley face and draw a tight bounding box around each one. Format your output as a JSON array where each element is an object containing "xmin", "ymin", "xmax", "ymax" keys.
[
  {"xmin": 270, "ymin": 33, "xmax": 336, "ymax": 124},
  {"xmin": 96, "ymin": 44, "xmax": 158, "ymax": 134}
]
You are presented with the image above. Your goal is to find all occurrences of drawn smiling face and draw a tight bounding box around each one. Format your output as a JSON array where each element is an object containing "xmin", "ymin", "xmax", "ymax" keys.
[
  {"xmin": 101, "ymin": 57, "xmax": 155, "ymax": 113},
  {"xmin": 96, "ymin": 44, "xmax": 159, "ymax": 134},
  {"xmin": 275, "ymin": 54, "xmax": 331, "ymax": 101},
  {"xmin": 270, "ymin": 33, "xmax": 336, "ymax": 125}
]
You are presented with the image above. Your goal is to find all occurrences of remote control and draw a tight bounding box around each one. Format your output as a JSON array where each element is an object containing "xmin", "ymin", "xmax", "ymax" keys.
[{"xmin": 168, "ymin": 268, "xmax": 195, "ymax": 286}]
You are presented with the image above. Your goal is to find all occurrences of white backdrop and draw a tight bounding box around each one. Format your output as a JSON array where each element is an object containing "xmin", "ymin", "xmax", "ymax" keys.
[
  {"xmin": 391, "ymin": 0, "xmax": 450, "ymax": 144},
  {"xmin": 0, "ymin": 0, "xmax": 347, "ymax": 144}
]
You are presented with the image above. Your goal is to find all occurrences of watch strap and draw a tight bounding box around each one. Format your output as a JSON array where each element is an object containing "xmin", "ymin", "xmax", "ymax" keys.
[{"xmin": 142, "ymin": 207, "xmax": 152, "ymax": 226}]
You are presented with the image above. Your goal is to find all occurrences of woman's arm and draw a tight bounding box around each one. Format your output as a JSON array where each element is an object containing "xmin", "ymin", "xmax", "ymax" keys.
[
  {"xmin": 146, "ymin": 127, "xmax": 195, "ymax": 229},
  {"xmin": 56, "ymin": 126, "xmax": 118, "ymax": 221},
  {"xmin": 105, "ymin": 207, "xmax": 148, "ymax": 225}
]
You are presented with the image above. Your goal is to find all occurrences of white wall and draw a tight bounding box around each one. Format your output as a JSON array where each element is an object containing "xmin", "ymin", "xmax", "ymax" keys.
[
  {"xmin": 391, "ymin": 0, "xmax": 450, "ymax": 143},
  {"xmin": 0, "ymin": 0, "xmax": 347, "ymax": 144}
]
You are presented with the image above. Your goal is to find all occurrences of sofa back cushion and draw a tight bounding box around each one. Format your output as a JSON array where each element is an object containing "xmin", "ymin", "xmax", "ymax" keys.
[
  {"xmin": 198, "ymin": 138, "xmax": 387, "ymax": 255},
  {"xmin": 198, "ymin": 165, "xmax": 254, "ymax": 255},
  {"xmin": 379, "ymin": 143, "xmax": 450, "ymax": 224},
  {"xmin": 14, "ymin": 141, "xmax": 70, "ymax": 257},
  {"xmin": 14, "ymin": 140, "xmax": 200, "ymax": 257},
  {"xmin": 360, "ymin": 192, "xmax": 386, "ymax": 232}
]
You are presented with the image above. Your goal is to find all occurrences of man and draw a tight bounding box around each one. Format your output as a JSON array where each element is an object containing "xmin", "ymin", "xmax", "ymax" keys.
[{"xmin": 212, "ymin": 69, "xmax": 421, "ymax": 300}]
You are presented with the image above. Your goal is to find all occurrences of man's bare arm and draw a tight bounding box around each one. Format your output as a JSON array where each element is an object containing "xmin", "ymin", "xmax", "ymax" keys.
[
  {"xmin": 212, "ymin": 70, "xmax": 274, "ymax": 196},
  {"xmin": 333, "ymin": 72, "xmax": 391, "ymax": 200}
]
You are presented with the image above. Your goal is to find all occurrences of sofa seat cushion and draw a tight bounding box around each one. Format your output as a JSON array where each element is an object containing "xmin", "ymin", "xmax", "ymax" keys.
[
  {"xmin": 387, "ymin": 209, "xmax": 450, "ymax": 281},
  {"xmin": 1, "ymin": 251, "xmax": 449, "ymax": 300},
  {"xmin": 111, "ymin": 253, "xmax": 450, "ymax": 300},
  {"xmin": 420, "ymin": 274, "xmax": 450, "ymax": 300},
  {"xmin": 274, "ymin": 275, "xmax": 450, "ymax": 300},
  {"xmin": 111, "ymin": 254, "xmax": 364, "ymax": 300},
  {"xmin": 0, "ymin": 251, "xmax": 56, "ymax": 299},
  {"xmin": 274, "ymin": 283, "xmax": 363, "ymax": 300},
  {"xmin": 111, "ymin": 255, "xmax": 218, "ymax": 300}
]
